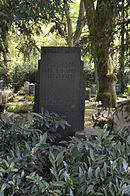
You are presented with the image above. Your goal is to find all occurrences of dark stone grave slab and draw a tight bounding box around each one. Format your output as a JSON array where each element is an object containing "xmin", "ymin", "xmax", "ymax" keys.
[{"xmin": 35, "ymin": 47, "xmax": 85, "ymax": 140}]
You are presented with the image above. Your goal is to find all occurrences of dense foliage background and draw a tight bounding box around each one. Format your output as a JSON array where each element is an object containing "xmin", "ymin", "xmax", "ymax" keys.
[{"xmin": 0, "ymin": 0, "xmax": 129, "ymax": 94}]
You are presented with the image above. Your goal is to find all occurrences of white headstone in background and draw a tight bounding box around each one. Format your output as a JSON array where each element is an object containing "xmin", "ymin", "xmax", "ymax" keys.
[
  {"xmin": 29, "ymin": 83, "xmax": 35, "ymax": 96},
  {"xmin": 114, "ymin": 100, "xmax": 130, "ymax": 132}
]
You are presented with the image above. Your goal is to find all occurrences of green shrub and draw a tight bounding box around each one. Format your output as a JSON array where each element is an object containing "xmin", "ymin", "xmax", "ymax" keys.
[
  {"xmin": 122, "ymin": 85, "xmax": 130, "ymax": 98},
  {"xmin": 0, "ymin": 112, "xmax": 69, "ymax": 195},
  {"xmin": 8, "ymin": 95, "xmax": 14, "ymax": 102},
  {"xmin": 25, "ymin": 95, "xmax": 34, "ymax": 102},
  {"xmin": 7, "ymin": 102, "xmax": 34, "ymax": 113},
  {"xmin": 22, "ymin": 129, "xmax": 130, "ymax": 196},
  {"xmin": 2, "ymin": 90, "xmax": 10, "ymax": 104},
  {"xmin": 0, "ymin": 112, "xmax": 129, "ymax": 195},
  {"xmin": 17, "ymin": 86, "xmax": 26, "ymax": 95},
  {"xmin": 45, "ymin": 130, "xmax": 130, "ymax": 195},
  {"xmin": 33, "ymin": 111, "xmax": 70, "ymax": 141},
  {"xmin": 85, "ymin": 87, "xmax": 91, "ymax": 100},
  {"xmin": 0, "ymin": 104, "xmax": 5, "ymax": 112},
  {"xmin": 127, "ymin": 85, "xmax": 130, "ymax": 96}
]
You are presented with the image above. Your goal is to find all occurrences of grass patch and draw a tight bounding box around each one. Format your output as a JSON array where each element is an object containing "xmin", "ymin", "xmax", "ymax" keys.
[
  {"xmin": 85, "ymin": 101, "xmax": 96, "ymax": 110},
  {"xmin": 85, "ymin": 101, "xmax": 97, "ymax": 127},
  {"xmin": 6, "ymin": 101, "xmax": 33, "ymax": 113}
]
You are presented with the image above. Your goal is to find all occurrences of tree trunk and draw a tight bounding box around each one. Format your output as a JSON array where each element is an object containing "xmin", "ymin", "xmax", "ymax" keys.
[
  {"xmin": 83, "ymin": 0, "xmax": 118, "ymax": 107},
  {"xmin": 95, "ymin": 50, "xmax": 117, "ymax": 107},
  {"xmin": 118, "ymin": 0, "xmax": 125, "ymax": 94},
  {"xmin": 64, "ymin": 0, "xmax": 73, "ymax": 46},
  {"xmin": 91, "ymin": 25, "xmax": 117, "ymax": 107}
]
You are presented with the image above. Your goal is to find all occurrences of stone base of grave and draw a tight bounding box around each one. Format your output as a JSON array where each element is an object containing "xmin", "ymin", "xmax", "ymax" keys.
[
  {"xmin": 114, "ymin": 99, "xmax": 130, "ymax": 133},
  {"xmin": 75, "ymin": 127, "xmax": 103, "ymax": 138}
]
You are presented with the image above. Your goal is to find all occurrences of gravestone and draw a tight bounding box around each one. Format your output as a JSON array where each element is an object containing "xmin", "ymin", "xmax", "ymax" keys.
[
  {"xmin": 91, "ymin": 84, "xmax": 96, "ymax": 95},
  {"xmin": 115, "ymin": 83, "xmax": 121, "ymax": 95},
  {"xmin": 0, "ymin": 91, "xmax": 2, "ymax": 105},
  {"xmin": 85, "ymin": 88, "xmax": 91, "ymax": 100},
  {"xmin": 114, "ymin": 100, "xmax": 130, "ymax": 132},
  {"xmin": 29, "ymin": 83, "xmax": 35, "ymax": 96},
  {"xmin": 24, "ymin": 81, "xmax": 29, "ymax": 93},
  {"xmin": 0, "ymin": 80, "xmax": 3, "ymax": 90},
  {"xmin": 35, "ymin": 47, "xmax": 85, "ymax": 140}
]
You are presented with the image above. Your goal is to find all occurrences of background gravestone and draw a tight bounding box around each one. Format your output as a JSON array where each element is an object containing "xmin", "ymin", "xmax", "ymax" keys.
[
  {"xmin": 115, "ymin": 83, "xmax": 121, "ymax": 95},
  {"xmin": 0, "ymin": 80, "xmax": 3, "ymax": 90},
  {"xmin": 24, "ymin": 81, "xmax": 30, "ymax": 94},
  {"xmin": 85, "ymin": 88, "xmax": 91, "ymax": 100},
  {"xmin": 0, "ymin": 91, "xmax": 2, "ymax": 105},
  {"xmin": 91, "ymin": 84, "xmax": 96, "ymax": 95},
  {"xmin": 29, "ymin": 83, "xmax": 35, "ymax": 96},
  {"xmin": 35, "ymin": 47, "xmax": 85, "ymax": 140},
  {"xmin": 114, "ymin": 100, "xmax": 130, "ymax": 132}
]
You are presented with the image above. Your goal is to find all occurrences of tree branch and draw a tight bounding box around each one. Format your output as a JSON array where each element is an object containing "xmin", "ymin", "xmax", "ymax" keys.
[
  {"xmin": 83, "ymin": 0, "xmax": 95, "ymax": 35},
  {"xmin": 63, "ymin": 0, "xmax": 73, "ymax": 46},
  {"xmin": 73, "ymin": 0, "xmax": 85, "ymax": 45}
]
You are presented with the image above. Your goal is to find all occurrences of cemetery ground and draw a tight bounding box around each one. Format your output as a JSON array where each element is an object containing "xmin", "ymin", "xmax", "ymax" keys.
[
  {"xmin": 6, "ymin": 93, "xmax": 96, "ymax": 128},
  {"xmin": 5, "ymin": 93, "xmax": 106, "ymax": 130}
]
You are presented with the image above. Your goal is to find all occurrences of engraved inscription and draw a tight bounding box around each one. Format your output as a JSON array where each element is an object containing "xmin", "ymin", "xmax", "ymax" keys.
[
  {"xmin": 42, "ymin": 98, "xmax": 77, "ymax": 106},
  {"xmin": 44, "ymin": 63, "xmax": 76, "ymax": 80}
]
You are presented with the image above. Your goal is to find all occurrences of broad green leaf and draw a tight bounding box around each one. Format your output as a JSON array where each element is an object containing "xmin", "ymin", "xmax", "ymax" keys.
[
  {"xmin": 87, "ymin": 185, "xmax": 94, "ymax": 194},
  {"xmin": 122, "ymin": 159, "xmax": 128, "ymax": 171},
  {"xmin": 103, "ymin": 162, "xmax": 107, "ymax": 178},
  {"xmin": 90, "ymin": 148, "xmax": 95, "ymax": 162},
  {"xmin": 1, "ymin": 113, "xmax": 8, "ymax": 124},
  {"xmin": 109, "ymin": 182, "xmax": 115, "ymax": 196},
  {"xmin": 88, "ymin": 167, "xmax": 92, "ymax": 179},
  {"xmin": 128, "ymin": 135, "xmax": 130, "ymax": 145},
  {"xmin": 103, "ymin": 188, "xmax": 108, "ymax": 196},
  {"xmin": 1, "ymin": 183, "xmax": 7, "ymax": 192},
  {"xmin": 70, "ymin": 188, "xmax": 74, "ymax": 196},
  {"xmin": 3, "ymin": 159, "xmax": 9, "ymax": 168},
  {"xmin": 49, "ymin": 152, "xmax": 56, "ymax": 169},
  {"xmin": 56, "ymin": 151, "xmax": 64, "ymax": 166},
  {"xmin": 103, "ymin": 130, "xmax": 109, "ymax": 139},
  {"xmin": 95, "ymin": 166, "xmax": 100, "ymax": 179},
  {"xmin": 52, "ymin": 181, "xmax": 65, "ymax": 187},
  {"xmin": 95, "ymin": 193, "xmax": 104, "ymax": 195},
  {"xmin": 0, "ymin": 191, "xmax": 4, "ymax": 196}
]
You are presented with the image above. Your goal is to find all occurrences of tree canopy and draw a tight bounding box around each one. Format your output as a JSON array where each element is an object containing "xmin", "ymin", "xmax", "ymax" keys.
[{"xmin": 0, "ymin": 0, "xmax": 129, "ymax": 104}]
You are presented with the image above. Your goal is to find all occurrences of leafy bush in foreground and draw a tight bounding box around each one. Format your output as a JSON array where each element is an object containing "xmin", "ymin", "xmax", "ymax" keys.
[
  {"xmin": 0, "ymin": 112, "xmax": 68, "ymax": 195},
  {"xmin": 0, "ymin": 112, "xmax": 130, "ymax": 195},
  {"xmin": 46, "ymin": 130, "xmax": 130, "ymax": 195}
]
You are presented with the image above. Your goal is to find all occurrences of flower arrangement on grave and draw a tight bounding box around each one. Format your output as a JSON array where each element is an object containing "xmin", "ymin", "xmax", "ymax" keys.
[{"xmin": 92, "ymin": 101, "xmax": 108, "ymax": 128}]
